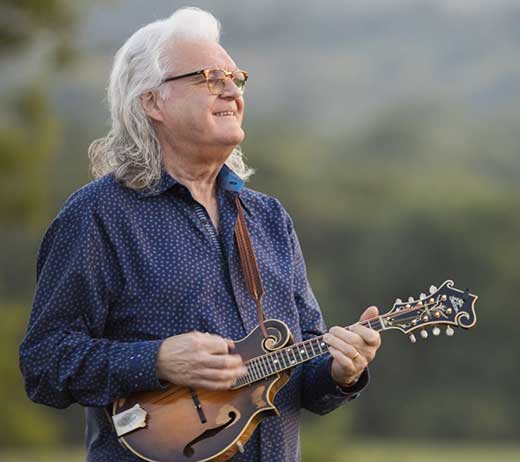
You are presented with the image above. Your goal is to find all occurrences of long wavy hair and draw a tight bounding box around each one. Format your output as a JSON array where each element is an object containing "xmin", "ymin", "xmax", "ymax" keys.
[{"xmin": 88, "ymin": 7, "xmax": 253, "ymax": 191}]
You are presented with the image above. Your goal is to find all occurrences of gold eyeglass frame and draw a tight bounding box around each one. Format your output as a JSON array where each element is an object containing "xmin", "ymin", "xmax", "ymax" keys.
[{"xmin": 162, "ymin": 68, "xmax": 249, "ymax": 95}]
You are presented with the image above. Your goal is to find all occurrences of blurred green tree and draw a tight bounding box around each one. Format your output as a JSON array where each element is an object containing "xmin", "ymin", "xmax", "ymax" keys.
[{"xmin": 0, "ymin": 0, "xmax": 79, "ymax": 448}]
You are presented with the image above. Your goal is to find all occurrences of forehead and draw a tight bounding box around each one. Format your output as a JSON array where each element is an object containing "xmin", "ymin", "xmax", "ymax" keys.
[{"xmin": 165, "ymin": 40, "xmax": 238, "ymax": 74}]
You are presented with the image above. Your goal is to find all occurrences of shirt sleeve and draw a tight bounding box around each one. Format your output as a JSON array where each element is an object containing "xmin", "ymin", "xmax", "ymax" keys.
[
  {"xmin": 284, "ymin": 210, "xmax": 370, "ymax": 415},
  {"xmin": 19, "ymin": 198, "xmax": 166, "ymax": 409}
]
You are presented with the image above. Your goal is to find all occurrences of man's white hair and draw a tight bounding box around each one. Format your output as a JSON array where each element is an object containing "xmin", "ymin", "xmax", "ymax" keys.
[{"xmin": 88, "ymin": 7, "xmax": 253, "ymax": 191}]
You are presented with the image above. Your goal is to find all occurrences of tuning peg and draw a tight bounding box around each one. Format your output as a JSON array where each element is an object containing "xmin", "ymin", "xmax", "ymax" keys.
[
  {"xmin": 395, "ymin": 298, "xmax": 402, "ymax": 305},
  {"xmin": 446, "ymin": 326, "xmax": 455, "ymax": 337},
  {"xmin": 429, "ymin": 285, "xmax": 438, "ymax": 294},
  {"xmin": 432, "ymin": 327, "xmax": 441, "ymax": 336},
  {"xmin": 409, "ymin": 334, "xmax": 417, "ymax": 343},
  {"xmin": 408, "ymin": 297, "xmax": 414, "ymax": 302},
  {"xmin": 420, "ymin": 293, "xmax": 427, "ymax": 300},
  {"xmin": 420, "ymin": 329, "xmax": 428, "ymax": 339}
]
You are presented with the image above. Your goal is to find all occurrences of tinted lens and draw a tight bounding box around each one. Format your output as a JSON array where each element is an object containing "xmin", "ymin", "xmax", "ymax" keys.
[
  {"xmin": 232, "ymin": 71, "xmax": 247, "ymax": 91},
  {"xmin": 207, "ymin": 70, "xmax": 226, "ymax": 94},
  {"xmin": 206, "ymin": 69, "xmax": 247, "ymax": 94}
]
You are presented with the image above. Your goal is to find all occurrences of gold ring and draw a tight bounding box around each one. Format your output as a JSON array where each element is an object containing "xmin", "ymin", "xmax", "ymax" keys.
[{"xmin": 352, "ymin": 351, "xmax": 360, "ymax": 360}]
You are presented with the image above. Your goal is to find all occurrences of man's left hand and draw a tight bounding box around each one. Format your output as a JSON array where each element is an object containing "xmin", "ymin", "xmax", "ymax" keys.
[{"xmin": 324, "ymin": 306, "xmax": 382, "ymax": 386}]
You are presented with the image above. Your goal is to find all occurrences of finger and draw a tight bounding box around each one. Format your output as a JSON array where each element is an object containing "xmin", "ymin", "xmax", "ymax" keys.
[
  {"xmin": 328, "ymin": 346, "xmax": 356, "ymax": 373},
  {"xmin": 200, "ymin": 353, "xmax": 245, "ymax": 370},
  {"xmin": 225, "ymin": 338, "xmax": 236, "ymax": 351},
  {"xmin": 330, "ymin": 345, "xmax": 369, "ymax": 375},
  {"xmin": 323, "ymin": 333, "xmax": 359, "ymax": 357},
  {"xmin": 349, "ymin": 324, "xmax": 381, "ymax": 347},
  {"xmin": 194, "ymin": 366, "xmax": 247, "ymax": 382},
  {"xmin": 327, "ymin": 326, "xmax": 364, "ymax": 347},
  {"xmin": 195, "ymin": 379, "xmax": 237, "ymax": 391},
  {"xmin": 359, "ymin": 305, "xmax": 379, "ymax": 322},
  {"xmin": 199, "ymin": 333, "xmax": 232, "ymax": 354}
]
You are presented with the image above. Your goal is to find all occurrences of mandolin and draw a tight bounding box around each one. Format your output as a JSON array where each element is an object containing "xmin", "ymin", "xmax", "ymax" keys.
[{"xmin": 111, "ymin": 280, "xmax": 478, "ymax": 462}]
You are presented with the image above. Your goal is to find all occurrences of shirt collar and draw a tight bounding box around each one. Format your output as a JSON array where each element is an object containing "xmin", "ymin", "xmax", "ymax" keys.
[{"xmin": 137, "ymin": 164, "xmax": 245, "ymax": 198}]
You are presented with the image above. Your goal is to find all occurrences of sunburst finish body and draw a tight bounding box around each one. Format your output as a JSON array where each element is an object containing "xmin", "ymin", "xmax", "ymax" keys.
[{"xmin": 112, "ymin": 319, "xmax": 292, "ymax": 462}]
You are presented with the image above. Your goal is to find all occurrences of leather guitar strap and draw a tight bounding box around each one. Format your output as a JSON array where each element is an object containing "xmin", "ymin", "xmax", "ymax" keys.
[{"xmin": 234, "ymin": 196, "xmax": 269, "ymax": 339}]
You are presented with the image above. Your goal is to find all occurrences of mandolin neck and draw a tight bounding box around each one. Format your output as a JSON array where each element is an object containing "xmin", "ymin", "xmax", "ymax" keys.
[{"xmin": 233, "ymin": 316, "xmax": 386, "ymax": 389}]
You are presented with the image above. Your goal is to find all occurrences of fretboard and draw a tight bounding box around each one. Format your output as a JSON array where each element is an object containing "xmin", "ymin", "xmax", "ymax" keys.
[{"xmin": 232, "ymin": 317, "xmax": 385, "ymax": 389}]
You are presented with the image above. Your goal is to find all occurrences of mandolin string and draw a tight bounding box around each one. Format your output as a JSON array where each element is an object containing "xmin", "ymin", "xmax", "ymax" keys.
[
  {"xmin": 149, "ymin": 300, "xmax": 448, "ymax": 403},
  {"xmin": 121, "ymin": 301, "xmax": 455, "ymax": 418},
  {"xmin": 247, "ymin": 299, "xmax": 441, "ymax": 366},
  {"xmin": 236, "ymin": 299, "xmax": 450, "ymax": 386}
]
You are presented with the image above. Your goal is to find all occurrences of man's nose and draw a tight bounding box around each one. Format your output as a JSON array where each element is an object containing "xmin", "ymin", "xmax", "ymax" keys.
[{"xmin": 220, "ymin": 77, "xmax": 243, "ymax": 99}]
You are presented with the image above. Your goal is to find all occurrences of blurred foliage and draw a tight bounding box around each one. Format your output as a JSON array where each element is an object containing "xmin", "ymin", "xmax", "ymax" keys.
[
  {"xmin": 0, "ymin": 0, "xmax": 80, "ymax": 448},
  {"xmin": 244, "ymin": 106, "xmax": 520, "ymax": 443},
  {"xmin": 0, "ymin": 86, "xmax": 60, "ymax": 229},
  {"xmin": 0, "ymin": 303, "xmax": 63, "ymax": 447},
  {"xmin": 0, "ymin": 0, "xmax": 77, "ymax": 65}
]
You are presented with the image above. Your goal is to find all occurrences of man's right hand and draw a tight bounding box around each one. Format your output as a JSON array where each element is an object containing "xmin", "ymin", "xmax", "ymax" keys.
[{"xmin": 156, "ymin": 332, "xmax": 247, "ymax": 391}]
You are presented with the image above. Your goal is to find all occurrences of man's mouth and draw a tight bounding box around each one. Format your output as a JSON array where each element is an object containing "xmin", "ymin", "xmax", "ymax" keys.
[{"xmin": 213, "ymin": 111, "xmax": 235, "ymax": 117}]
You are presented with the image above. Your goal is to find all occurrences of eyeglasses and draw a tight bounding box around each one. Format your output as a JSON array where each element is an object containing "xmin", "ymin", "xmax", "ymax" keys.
[{"xmin": 162, "ymin": 68, "xmax": 249, "ymax": 95}]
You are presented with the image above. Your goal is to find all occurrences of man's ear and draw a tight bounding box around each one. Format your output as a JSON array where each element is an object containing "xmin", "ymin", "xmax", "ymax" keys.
[{"xmin": 141, "ymin": 91, "xmax": 164, "ymax": 122}]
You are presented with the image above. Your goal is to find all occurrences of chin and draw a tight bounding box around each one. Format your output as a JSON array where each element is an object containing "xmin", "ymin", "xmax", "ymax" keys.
[{"xmin": 218, "ymin": 128, "xmax": 245, "ymax": 146}]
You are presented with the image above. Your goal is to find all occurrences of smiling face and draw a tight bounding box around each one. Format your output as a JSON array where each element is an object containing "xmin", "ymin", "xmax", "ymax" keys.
[{"xmin": 144, "ymin": 40, "xmax": 245, "ymax": 164}]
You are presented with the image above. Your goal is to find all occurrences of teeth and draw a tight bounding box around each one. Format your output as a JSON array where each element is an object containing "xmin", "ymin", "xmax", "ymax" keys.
[{"xmin": 214, "ymin": 111, "xmax": 234, "ymax": 116}]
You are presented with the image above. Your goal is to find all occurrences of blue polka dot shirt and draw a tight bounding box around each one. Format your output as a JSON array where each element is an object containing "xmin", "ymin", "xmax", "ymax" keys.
[{"xmin": 19, "ymin": 165, "xmax": 368, "ymax": 462}]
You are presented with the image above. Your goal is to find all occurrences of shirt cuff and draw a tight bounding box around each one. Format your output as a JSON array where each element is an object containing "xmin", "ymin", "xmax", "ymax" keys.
[
  {"xmin": 326, "ymin": 357, "xmax": 370, "ymax": 399},
  {"xmin": 120, "ymin": 339, "xmax": 168, "ymax": 394}
]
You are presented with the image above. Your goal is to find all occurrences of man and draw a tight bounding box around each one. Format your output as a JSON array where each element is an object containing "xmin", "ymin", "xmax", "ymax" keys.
[{"xmin": 20, "ymin": 7, "xmax": 381, "ymax": 462}]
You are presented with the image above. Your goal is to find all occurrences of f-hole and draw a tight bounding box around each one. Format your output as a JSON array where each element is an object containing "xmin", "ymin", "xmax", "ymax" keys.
[{"xmin": 183, "ymin": 411, "xmax": 237, "ymax": 458}]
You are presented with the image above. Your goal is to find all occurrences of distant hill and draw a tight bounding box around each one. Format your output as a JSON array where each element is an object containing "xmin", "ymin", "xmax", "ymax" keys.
[{"xmin": 72, "ymin": 0, "xmax": 520, "ymax": 131}]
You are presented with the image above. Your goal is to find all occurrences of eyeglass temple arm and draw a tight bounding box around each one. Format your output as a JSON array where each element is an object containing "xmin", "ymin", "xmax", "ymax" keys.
[{"xmin": 162, "ymin": 70, "xmax": 205, "ymax": 83}]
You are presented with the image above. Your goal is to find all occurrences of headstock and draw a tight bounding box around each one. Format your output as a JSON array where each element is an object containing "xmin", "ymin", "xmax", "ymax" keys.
[{"xmin": 382, "ymin": 280, "xmax": 478, "ymax": 343}]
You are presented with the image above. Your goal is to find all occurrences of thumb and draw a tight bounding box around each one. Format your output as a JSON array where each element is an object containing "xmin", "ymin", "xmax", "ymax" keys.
[
  {"xmin": 225, "ymin": 338, "xmax": 236, "ymax": 351},
  {"xmin": 359, "ymin": 305, "xmax": 379, "ymax": 322}
]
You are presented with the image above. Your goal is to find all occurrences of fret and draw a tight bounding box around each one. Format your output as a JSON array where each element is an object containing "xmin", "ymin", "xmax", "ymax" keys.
[
  {"xmin": 295, "ymin": 346, "xmax": 303, "ymax": 362},
  {"xmin": 253, "ymin": 358, "xmax": 264, "ymax": 380},
  {"xmin": 249, "ymin": 360, "xmax": 259, "ymax": 382},
  {"xmin": 273, "ymin": 351, "xmax": 283, "ymax": 371},
  {"xmin": 280, "ymin": 349, "xmax": 289, "ymax": 369},
  {"xmin": 283, "ymin": 347, "xmax": 292, "ymax": 367},
  {"xmin": 309, "ymin": 339, "xmax": 316, "ymax": 356},
  {"xmin": 257, "ymin": 356, "xmax": 269, "ymax": 378},
  {"xmin": 317, "ymin": 338, "xmax": 328, "ymax": 354},
  {"xmin": 255, "ymin": 358, "xmax": 263, "ymax": 379},
  {"xmin": 312, "ymin": 338, "xmax": 322, "ymax": 355},
  {"xmin": 260, "ymin": 355, "xmax": 272, "ymax": 376},
  {"xmin": 289, "ymin": 346, "xmax": 298, "ymax": 363},
  {"xmin": 269, "ymin": 354, "xmax": 278, "ymax": 373},
  {"xmin": 298, "ymin": 344, "xmax": 309, "ymax": 361},
  {"xmin": 267, "ymin": 355, "xmax": 275, "ymax": 376},
  {"xmin": 256, "ymin": 357, "xmax": 265, "ymax": 378},
  {"xmin": 279, "ymin": 350, "xmax": 287, "ymax": 369},
  {"xmin": 295, "ymin": 345, "xmax": 305, "ymax": 362},
  {"xmin": 288, "ymin": 347, "xmax": 297, "ymax": 365},
  {"xmin": 248, "ymin": 359, "xmax": 255, "ymax": 380},
  {"xmin": 304, "ymin": 341, "xmax": 315, "ymax": 358}
]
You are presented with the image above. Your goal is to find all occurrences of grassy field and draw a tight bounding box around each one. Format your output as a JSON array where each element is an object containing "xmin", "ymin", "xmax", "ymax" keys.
[
  {"xmin": 1, "ymin": 441, "xmax": 519, "ymax": 462},
  {"xmin": 339, "ymin": 440, "xmax": 520, "ymax": 462}
]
